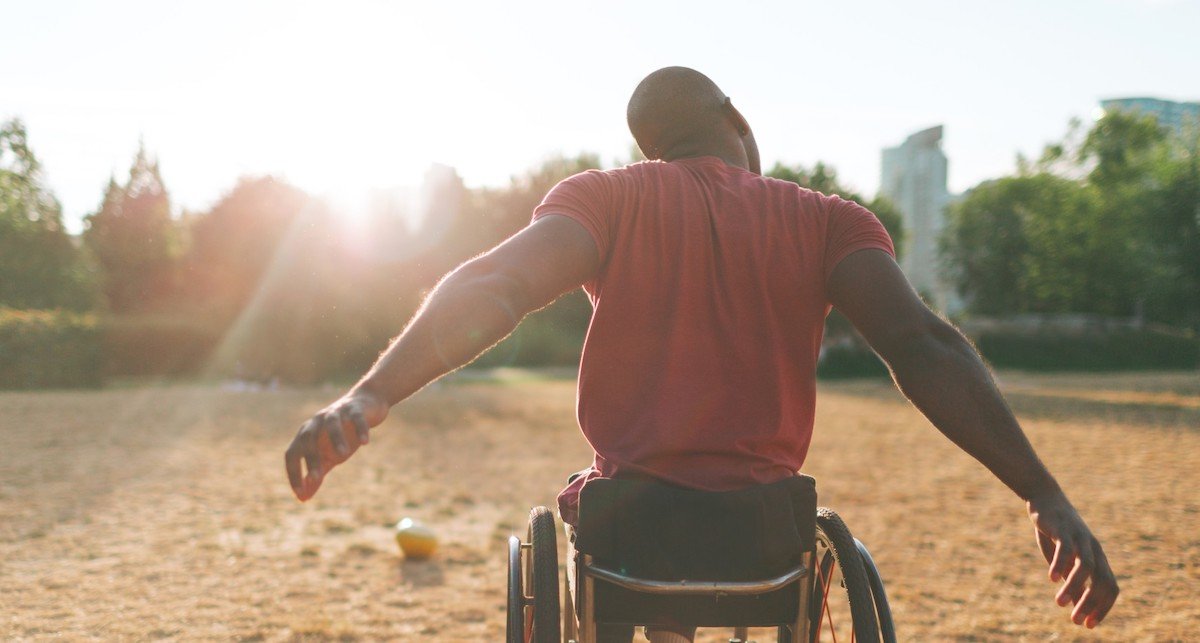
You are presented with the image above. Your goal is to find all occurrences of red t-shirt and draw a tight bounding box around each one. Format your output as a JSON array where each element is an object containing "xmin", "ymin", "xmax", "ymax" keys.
[{"xmin": 531, "ymin": 156, "xmax": 894, "ymax": 524}]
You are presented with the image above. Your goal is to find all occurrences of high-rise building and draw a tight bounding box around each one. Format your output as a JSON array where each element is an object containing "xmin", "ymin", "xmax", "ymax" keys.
[
  {"xmin": 880, "ymin": 125, "xmax": 958, "ymax": 313},
  {"xmin": 1100, "ymin": 97, "xmax": 1200, "ymax": 133}
]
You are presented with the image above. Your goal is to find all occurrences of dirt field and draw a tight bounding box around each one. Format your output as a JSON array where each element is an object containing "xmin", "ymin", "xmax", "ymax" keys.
[{"xmin": 2, "ymin": 370, "xmax": 1197, "ymax": 641}]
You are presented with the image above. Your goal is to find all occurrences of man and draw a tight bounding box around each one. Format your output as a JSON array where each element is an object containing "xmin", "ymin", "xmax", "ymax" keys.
[{"xmin": 285, "ymin": 67, "xmax": 1118, "ymax": 639}]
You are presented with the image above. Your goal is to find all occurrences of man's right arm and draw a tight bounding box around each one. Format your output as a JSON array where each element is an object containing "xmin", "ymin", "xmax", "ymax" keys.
[{"xmin": 826, "ymin": 248, "xmax": 1118, "ymax": 629}]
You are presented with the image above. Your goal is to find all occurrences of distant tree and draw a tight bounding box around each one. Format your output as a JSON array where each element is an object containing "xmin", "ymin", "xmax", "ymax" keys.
[
  {"xmin": 83, "ymin": 142, "xmax": 178, "ymax": 312},
  {"xmin": 411, "ymin": 163, "xmax": 473, "ymax": 275},
  {"xmin": 943, "ymin": 174, "xmax": 1091, "ymax": 315},
  {"xmin": 181, "ymin": 175, "xmax": 427, "ymax": 382},
  {"xmin": 943, "ymin": 110, "xmax": 1200, "ymax": 326},
  {"xmin": 490, "ymin": 152, "xmax": 603, "ymax": 235},
  {"xmin": 183, "ymin": 176, "xmax": 311, "ymax": 318},
  {"xmin": 0, "ymin": 118, "xmax": 97, "ymax": 311},
  {"xmin": 1079, "ymin": 111, "xmax": 1198, "ymax": 325},
  {"xmin": 1081, "ymin": 110, "xmax": 1166, "ymax": 186},
  {"xmin": 767, "ymin": 161, "xmax": 905, "ymax": 259},
  {"xmin": 1146, "ymin": 131, "xmax": 1200, "ymax": 325},
  {"xmin": 413, "ymin": 153, "xmax": 604, "ymax": 278}
]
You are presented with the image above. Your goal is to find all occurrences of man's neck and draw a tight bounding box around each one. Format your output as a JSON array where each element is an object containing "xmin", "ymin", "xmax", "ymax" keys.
[{"xmin": 662, "ymin": 141, "xmax": 748, "ymax": 171}]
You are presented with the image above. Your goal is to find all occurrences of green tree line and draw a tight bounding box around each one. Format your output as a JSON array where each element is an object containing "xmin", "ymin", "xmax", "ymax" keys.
[{"xmin": 1, "ymin": 109, "xmax": 1195, "ymax": 388}]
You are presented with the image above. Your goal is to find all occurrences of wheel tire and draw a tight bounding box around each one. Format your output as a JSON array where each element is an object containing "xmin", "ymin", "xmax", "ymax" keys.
[
  {"xmin": 810, "ymin": 508, "xmax": 881, "ymax": 642},
  {"xmin": 856, "ymin": 538, "xmax": 896, "ymax": 643},
  {"xmin": 506, "ymin": 535, "xmax": 525, "ymax": 643},
  {"xmin": 527, "ymin": 507, "xmax": 561, "ymax": 643}
]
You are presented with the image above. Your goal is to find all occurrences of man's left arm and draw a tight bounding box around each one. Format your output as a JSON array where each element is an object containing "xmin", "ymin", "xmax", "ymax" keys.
[
  {"xmin": 827, "ymin": 249, "xmax": 1119, "ymax": 628},
  {"xmin": 284, "ymin": 214, "xmax": 599, "ymax": 501}
]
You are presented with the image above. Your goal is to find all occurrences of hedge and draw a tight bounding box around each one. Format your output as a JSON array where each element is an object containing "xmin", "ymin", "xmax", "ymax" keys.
[
  {"xmin": 103, "ymin": 315, "xmax": 223, "ymax": 377},
  {"xmin": 817, "ymin": 345, "xmax": 891, "ymax": 379},
  {"xmin": 815, "ymin": 327, "xmax": 1199, "ymax": 380},
  {"xmin": 974, "ymin": 329, "xmax": 1199, "ymax": 371},
  {"xmin": 0, "ymin": 308, "xmax": 104, "ymax": 389}
]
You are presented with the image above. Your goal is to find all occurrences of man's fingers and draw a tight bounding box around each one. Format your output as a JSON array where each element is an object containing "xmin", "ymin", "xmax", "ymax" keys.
[
  {"xmin": 285, "ymin": 444, "xmax": 304, "ymax": 497},
  {"xmin": 323, "ymin": 413, "xmax": 350, "ymax": 457},
  {"xmin": 1056, "ymin": 548, "xmax": 1094, "ymax": 606},
  {"xmin": 1049, "ymin": 536, "xmax": 1075, "ymax": 583},
  {"xmin": 1080, "ymin": 543, "xmax": 1119, "ymax": 627},
  {"xmin": 1071, "ymin": 585, "xmax": 1094, "ymax": 625},
  {"xmin": 348, "ymin": 409, "xmax": 370, "ymax": 445},
  {"xmin": 304, "ymin": 450, "xmax": 323, "ymax": 493},
  {"xmin": 1085, "ymin": 584, "xmax": 1118, "ymax": 628},
  {"xmin": 1072, "ymin": 579, "xmax": 1116, "ymax": 628}
]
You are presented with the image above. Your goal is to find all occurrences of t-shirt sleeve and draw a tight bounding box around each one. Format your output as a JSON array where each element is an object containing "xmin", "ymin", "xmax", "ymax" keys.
[
  {"xmin": 822, "ymin": 194, "xmax": 896, "ymax": 284},
  {"xmin": 531, "ymin": 170, "xmax": 615, "ymax": 262}
]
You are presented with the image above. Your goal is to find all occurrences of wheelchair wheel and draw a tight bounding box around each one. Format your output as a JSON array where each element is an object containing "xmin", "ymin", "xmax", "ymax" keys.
[
  {"xmin": 856, "ymin": 538, "xmax": 896, "ymax": 643},
  {"xmin": 506, "ymin": 535, "xmax": 525, "ymax": 643},
  {"xmin": 526, "ymin": 506, "xmax": 561, "ymax": 643},
  {"xmin": 810, "ymin": 508, "xmax": 881, "ymax": 642}
]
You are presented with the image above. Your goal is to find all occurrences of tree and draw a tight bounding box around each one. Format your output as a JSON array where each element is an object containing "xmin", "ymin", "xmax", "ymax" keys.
[
  {"xmin": 183, "ymin": 176, "xmax": 312, "ymax": 318},
  {"xmin": 83, "ymin": 142, "xmax": 177, "ymax": 313},
  {"xmin": 943, "ymin": 174, "xmax": 1093, "ymax": 315},
  {"xmin": 1146, "ymin": 133, "xmax": 1200, "ymax": 325},
  {"xmin": 1080, "ymin": 111, "xmax": 1198, "ymax": 325},
  {"xmin": 942, "ymin": 110, "xmax": 1200, "ymax": 326},
  {"xmin": 0, "ymin": 118, "xmax": 96, "ymax": 311}
]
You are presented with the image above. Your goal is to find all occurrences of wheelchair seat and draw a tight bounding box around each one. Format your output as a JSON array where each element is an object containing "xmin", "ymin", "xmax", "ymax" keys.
[{"xmin": 571, "ymin": 475, "xmax": 817, "ymax": 630}]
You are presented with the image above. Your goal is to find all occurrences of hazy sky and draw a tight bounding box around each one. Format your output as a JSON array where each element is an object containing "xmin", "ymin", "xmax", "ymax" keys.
[{"xmin": 5, "ymin": 0, "xmax": 1198, "ymax": 233}]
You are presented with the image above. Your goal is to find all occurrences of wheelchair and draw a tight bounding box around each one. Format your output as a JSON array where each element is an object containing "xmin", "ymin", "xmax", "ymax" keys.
[{"xmin": 506, "ymin": 476, "xmax": 895, "ymax": 643}]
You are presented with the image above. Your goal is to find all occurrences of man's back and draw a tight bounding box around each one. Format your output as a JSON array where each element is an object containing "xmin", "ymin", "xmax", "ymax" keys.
[{"xmin": 534, "ymin": 157, "xmax": 893, "ymax": 517}]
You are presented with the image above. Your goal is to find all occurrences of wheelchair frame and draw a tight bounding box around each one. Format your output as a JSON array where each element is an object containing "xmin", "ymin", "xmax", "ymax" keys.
[{"xmin": 507, "ymin": 505, "xmax": 895, "ymax": 643}]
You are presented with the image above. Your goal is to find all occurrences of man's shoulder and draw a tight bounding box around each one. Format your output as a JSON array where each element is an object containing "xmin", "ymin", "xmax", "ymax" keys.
[
  {"xmin": 601, "ymin": 160, "xmax": 666, "ymax": 180},
  {"xmin": 553, "ymin": 163, "xmax": 644, "ymax": 188},
  {"xmin": 550, "ymin": 161, "xmax": 661, "ymax": 197}
]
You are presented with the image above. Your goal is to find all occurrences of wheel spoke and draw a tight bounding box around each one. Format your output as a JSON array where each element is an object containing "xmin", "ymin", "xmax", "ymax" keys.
[{"xmin": 818, "ymin": 551, "xmax": 838, "ymax": 643}]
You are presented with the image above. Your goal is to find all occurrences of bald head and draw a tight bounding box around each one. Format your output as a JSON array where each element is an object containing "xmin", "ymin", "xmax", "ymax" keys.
[{"xmin": 627, "ymin": 67, "xmax": 733, "ymax": 160}]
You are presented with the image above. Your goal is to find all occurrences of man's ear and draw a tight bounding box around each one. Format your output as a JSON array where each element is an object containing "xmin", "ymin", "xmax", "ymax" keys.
[
  {"xmin": 724, "ymin": 98, "xmax": 751, "ymax": 137},
  {"xmin": 724, "ymin": 98, "xmax": 761, "ymax": 174}
]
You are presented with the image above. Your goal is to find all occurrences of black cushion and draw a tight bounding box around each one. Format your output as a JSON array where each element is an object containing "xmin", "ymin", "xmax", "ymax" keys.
[
  {"xmin": 574, "ymin": 474, "xmax": 817, "ymax": 627},
  {"xmin": 576, "ymin": 474, "xmax": 816, "ymax": 581}
]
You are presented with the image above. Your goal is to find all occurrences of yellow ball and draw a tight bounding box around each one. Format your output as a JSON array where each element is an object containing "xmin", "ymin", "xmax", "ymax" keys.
[{"xmin": 394, "ymin": 518, "xmax": 438, "ymax": 560}]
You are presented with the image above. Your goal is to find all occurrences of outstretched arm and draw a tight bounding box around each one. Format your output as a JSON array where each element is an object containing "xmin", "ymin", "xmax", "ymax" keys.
[
  {"xmin": 284, "ymin": 214, "xmax": 599, "ymax": 501},
  {"xmin": 827, "ymin": 248, "xmax": 1118, "ymax": 629}
]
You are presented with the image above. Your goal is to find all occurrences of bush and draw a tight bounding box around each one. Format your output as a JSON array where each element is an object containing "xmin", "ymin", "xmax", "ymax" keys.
[
  {"xmin": 975, "ymin": 329, "xmax": 1199, "ymax": 371},
  {"xmin": 0, "ymin": 308, "xmax": 104, "ymax": 389},
  {"xmin": 813, "ymin": 326, "xmax": 1198, "ymax": 379},
  {"xmin": 102, "ymin": 315, "xmax": 223, "ymax": 377},
  {"xmin": 817, "ymin": 345, "xmax": 891, "ymax": 379}
]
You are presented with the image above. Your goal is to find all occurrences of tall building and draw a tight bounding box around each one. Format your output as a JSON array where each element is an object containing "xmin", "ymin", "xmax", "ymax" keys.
[
  {"xmin": 880, "ymin": 125, "xmax": 957, "ymax": 313},
  {"xmin": 1100, "ymin": 97, "xmax": 1200, "ymax": 133}
]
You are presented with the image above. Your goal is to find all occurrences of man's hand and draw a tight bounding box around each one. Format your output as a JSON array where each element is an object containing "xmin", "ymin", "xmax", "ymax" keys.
[
  {"xmin": 1028, "ymin": 490, "xmax": 1119, "ymax": 628},
  {"xmin": 285, "ymin": 387, "xmax": 389, "ymax": 501}
]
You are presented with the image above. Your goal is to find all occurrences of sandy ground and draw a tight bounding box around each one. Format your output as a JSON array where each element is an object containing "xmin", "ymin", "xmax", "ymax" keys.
[{"xmin": 1, "ymin": 370, "xmax": 1197, "ymax": 641}]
